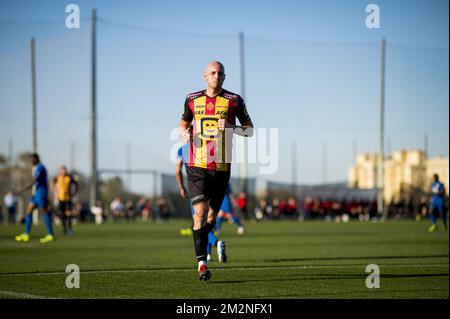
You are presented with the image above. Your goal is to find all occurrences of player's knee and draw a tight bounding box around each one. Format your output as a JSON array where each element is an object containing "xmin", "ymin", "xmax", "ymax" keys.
[
  {"xmin": 193, "ymin": 219, "xmax": 202, "ymax": 230},
  {"xmin": 193, "ymin": 205, "xmax": 208, "ymax": 228},
  {"xmin": 193, "ymin": 217, "xmax": 207, "ymax": 229},
  {"xmin": 209, "ymin": 204, "xmax": 221, "ymax": 213},
  {"xmin": 193, "ymin": 204, "xmax": 207, "ymax": 218},
  {"xmin": 27, "ymin": 205, "xmax": 37, "ymax": 214}
]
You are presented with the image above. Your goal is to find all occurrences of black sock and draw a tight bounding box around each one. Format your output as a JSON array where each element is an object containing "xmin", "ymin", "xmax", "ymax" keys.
[
  {"xmin": 200, "ymin": 226, "xmax": 209, "ymax": 256},
  {"xmin": 204, "ymin": 221, "xmax": 216, "ymax": 234},
  {"xmin": 193, "ymin": 227, "xmax": 207, "ymax": 262}
]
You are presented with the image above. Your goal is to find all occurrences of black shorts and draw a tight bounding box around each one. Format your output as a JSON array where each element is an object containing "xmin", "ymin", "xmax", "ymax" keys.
[
  {"xmin": 187, "ymin": 167, "xmax": 231, "ymax": 211},
  {"xmin": 59, "ymin": 200, "xmax": 72, "ymax": 216}
]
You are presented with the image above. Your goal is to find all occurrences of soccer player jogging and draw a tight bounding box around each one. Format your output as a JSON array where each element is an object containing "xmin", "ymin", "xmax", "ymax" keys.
[
  {"xmin": 15, "ymin": 153, "xmax": 54, "ymax": 243},
  {"xmin": 215, "ymin": 183, "xmax": 245, "ymax": 235},
  {"xmin": 428, "ymin": 174, "xmax": 447, "ymax": 232},
  {"xmin": 176, "ymin": 143, "xmax": 227, "ymax": 262},
  {"xmin": 52, "ymin": 165, "xmax": 78, "ymax": 235},
  {"xmin": 179, "ymin": 61, "xmax": 253, "ymax": 281}
]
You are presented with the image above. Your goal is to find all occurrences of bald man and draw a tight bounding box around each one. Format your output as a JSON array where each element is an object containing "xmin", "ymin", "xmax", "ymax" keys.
[{"xmin": 179, "ymin": 61, "xmax": 254, "ymax": 281}]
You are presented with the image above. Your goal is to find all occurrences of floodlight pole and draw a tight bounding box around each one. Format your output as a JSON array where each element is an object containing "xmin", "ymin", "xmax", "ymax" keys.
[
  {"xmin": 31, "ymin": 37, "xmax": 37, "ymax": 153},
  {"xmin": 239, "ymin": 31, "xmax": 247, "ymax": 194},
  {"xmin": 90, "ymin": 8, "xmax": 98, "ymax": 208},
  {"xmin": 377, "ymin": 37, "xmax": 386, "ymax": 218},
  {"xmin": 70, "ymin": 140, "xmax": 76, "ymax": 172}
]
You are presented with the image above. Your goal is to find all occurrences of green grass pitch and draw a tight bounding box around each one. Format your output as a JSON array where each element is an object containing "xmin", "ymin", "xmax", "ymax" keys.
[{"xmin": 0, "ymin": 220, "xmax": 448, "ymax": 299}]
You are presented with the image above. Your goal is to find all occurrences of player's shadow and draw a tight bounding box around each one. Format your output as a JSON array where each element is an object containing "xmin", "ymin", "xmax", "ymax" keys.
[
  {"xmin": 275, "ymin": 286, "xmax": 449, "ymax": 298},
  {"xmin": 268, "ymin": 254, "xmax": 449, "ymax": 263},
  {"xmin": 211, "ymin": 273, "xmax": 448, "ymax": 284}
]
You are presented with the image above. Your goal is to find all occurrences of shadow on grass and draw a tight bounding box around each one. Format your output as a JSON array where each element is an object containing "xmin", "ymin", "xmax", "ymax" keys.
[
  {"xmin": 274, "ymin": 287, "xmax": 449, "ymax": 298},
  {"xmin": 210, "ymin": 273, "xmax": 449, "ymax": 284},
  {"xmin": 269, "ymin": 254, "xmax": 449, "ymax": 263}
]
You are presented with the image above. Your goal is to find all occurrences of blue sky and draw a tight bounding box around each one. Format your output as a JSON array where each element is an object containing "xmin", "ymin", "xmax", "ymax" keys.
[{"xmin": 0, "ymin": 0, "xmax": 448, "ymax": 194}]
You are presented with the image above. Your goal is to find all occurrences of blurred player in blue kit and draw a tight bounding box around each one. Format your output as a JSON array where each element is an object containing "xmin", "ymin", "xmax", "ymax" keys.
[
  {"xmin": 215, "ymin": 183, "xmax": 245, "ymax": 235},
  {"xmin": 15, "ymin": 153, "xmax": 54, "ymax": 243},
  {"xmin": 428, "ymin": 174, "xmax": 447, "ymax": 232}
]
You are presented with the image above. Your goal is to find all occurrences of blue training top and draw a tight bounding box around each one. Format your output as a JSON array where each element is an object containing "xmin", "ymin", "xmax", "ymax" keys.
[
  {"xmin": 177, "ymin": 144, "xmax": 190, "ymax": 171},
  {"xmin": 33, "ymin": 162, "xmax": 48, "ymax": 196},
  {"xmin": 431, "ymin": 181, "xmax": 445, "ymax": 203}
]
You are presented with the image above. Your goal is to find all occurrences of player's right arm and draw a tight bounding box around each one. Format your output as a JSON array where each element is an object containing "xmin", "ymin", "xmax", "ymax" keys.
[
  {"xmin": 17, "ymin": 174, "xmax": 39, "ymax": 195},
  {"xmin": 439, "ymin": 183, "xmax": 445, "ymax": 196},
  {"xmin": 179, "ymin": 96, "xmax": 194, "ymax": 143},
  {"xmin": 179, "ymin": 120, "xmax": 192, "ymax": 144},
  {"xmin": 175, "ymin": 159, "xmax": 187, "ymax": 198},
  {"xmin": 20, "ymin": 164, "xmax": 46, "ymax": 195},
  {"xmin": 70, "ymin": 175, "xmax": 79, "ymax": 196}
]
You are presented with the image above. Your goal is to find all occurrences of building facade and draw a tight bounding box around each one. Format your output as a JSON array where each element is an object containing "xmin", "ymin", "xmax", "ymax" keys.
[{"xmin": 348, "ymin": 149, "xmax": 448, "ymax": 204}]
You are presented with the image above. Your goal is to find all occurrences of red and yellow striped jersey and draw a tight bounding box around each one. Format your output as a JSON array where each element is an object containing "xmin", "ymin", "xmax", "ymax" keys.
[{"xmin": 181, "ymin": 89, "xmax": 251, "ymax": 171}]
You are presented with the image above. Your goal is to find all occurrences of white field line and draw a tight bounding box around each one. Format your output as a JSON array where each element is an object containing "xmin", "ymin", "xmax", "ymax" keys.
[
  {"xmin": 0, "ymin": 290, "xmax": 59, "ymax": 299},
  {"xmin": 0, "ymin": 263, "xmax": 448, "ymax": 277}
]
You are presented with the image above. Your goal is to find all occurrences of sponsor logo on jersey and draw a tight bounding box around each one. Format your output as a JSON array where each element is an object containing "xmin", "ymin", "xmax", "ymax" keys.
[
  {"xmin": 223, "ymin": 93, "xmax": 238, "ymax": 100},
  {"xmin": 200, "ymin": 117, "xmax": 219, "ymax": 140},
  {"xmin": 187, "ymin": 91, "xmax": 203, "ymax": 100}
]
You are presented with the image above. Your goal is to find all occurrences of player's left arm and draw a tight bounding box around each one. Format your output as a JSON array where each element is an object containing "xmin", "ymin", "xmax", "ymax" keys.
[
  {"xmin": 439, "ymin": 184, "xmax": 445, "ymax": 196},
  {"xmin": 70, "ymin": 175, "xmax": 79, "ymax": 196},
  {"xmin": 17, "ymin": 181, "xmax": 34, "ymax": 195},
  {"xmin": 233, "ymin": 120, "xmax": 254, "ymax": 137},
  {"xmin": 218, "ymin": 119, "xmax": 254, "ymax": 137},
  {"xmin": 218, "ymin": 95, "xmax": 253, "ymax": 137}
]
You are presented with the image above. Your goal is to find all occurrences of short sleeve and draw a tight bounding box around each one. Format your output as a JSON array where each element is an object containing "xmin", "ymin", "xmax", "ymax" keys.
[
  {"xmin": 34, "ymin": 165, "xmax": 42, "ymax": 179},
  {"xmin": 235, "ymin": 96, "xmax": 251, "ymax": 124},
  {"xmin": 181, "ymin": 98, "xmax": 193, "ymax": 122},
  {"xmin": 177, "ymin": 147, "xmax": 183, "ymax": 161}
]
